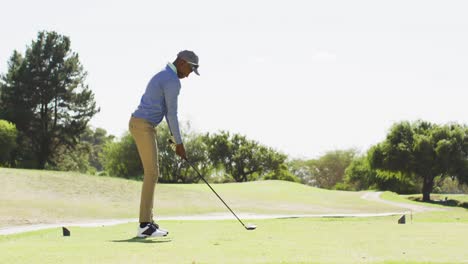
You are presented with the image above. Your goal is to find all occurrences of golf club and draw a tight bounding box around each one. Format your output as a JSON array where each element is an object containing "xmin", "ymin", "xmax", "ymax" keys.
[{"xmin": 168, "ymin": 139, "xmax": 256, "ymax": 231}]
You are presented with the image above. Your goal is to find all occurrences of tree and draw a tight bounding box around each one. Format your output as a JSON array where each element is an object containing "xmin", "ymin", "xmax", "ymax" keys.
[
  {"xmin": 342, "ymin": 156, "xmax": 374, "ymax": 191},
  {"xmin": 102, "ymin": 133, "xmax": 142, "ymax": 179},
  {"xmin": 312, "ymin": 149, "xmax": 357, "ymax": 189},
  {"xmin": 80, "ymin": 127, "xmax": 115, "ymax": 171},
  {"xmin": 0, "ymin": 120, "xmax": 18, "ymax": 166},
  {"xmin": 261, "ymin": 149, "xmax": 299, "ymax": 182},
  {"xmin": 288, "ymin": 159, "xmax": 314, "ymax": 185},
  {"xmin": 0, "ymin": 31, "xmax": 99, "ymax": 168},
  {"xmin": 48, "ymin": 142, "xmax": 92, "ymax": 173},
  {"xmin": 48, "ymin": 126, "xmax": 114, "ymax": 173},
  {"xmin": 205, "ymin": 131, "xmax": 287, "ymax": 182},
  {"xmin": 156, "ymin": 122, "xmax": 212, "ymax": 183},
  {"xmin": 436, "ymin": 177, "xmax": 468, "ymax": 194},
  {"xmin": 156, "ymin": 122, "xmax": 182, "ymax": 182},
  {"xmin": 343, "ymin": 155, "xmax": 420, "ymax": 193},
  {"xmin": 263, "ymin": 163, "xmax": 300, "ymax": 182},
  {"xmin": 100, "ymin": 122, "xmax": 213, "ymax": 182},
  {"xmin": 289, "ymin": 150, "xmax": 356, "ymax": 188},
  {"xmin": 369, "ymin": 121, "xmax": 468, "ymax": 201},
  {"xmin": 178, "ymin": 132, "xmax": 211, "ymax": 183}
]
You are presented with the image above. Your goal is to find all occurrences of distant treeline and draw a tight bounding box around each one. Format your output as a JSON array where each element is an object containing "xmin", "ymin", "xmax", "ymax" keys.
[{"xmin": 1, "ymin": 31, "xmax": 468, "ymax": 200}]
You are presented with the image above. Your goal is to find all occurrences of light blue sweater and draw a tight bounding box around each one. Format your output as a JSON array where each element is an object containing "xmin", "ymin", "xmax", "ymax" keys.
[{"xmin": 132, "ymin": 64, "xmax": 183, "ymax": 144}]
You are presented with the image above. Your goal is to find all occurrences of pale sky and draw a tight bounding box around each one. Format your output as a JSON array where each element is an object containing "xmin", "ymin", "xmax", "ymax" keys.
[{"xmin": 1, "ymin": 0, "xmax": 467, "ymax": 159}]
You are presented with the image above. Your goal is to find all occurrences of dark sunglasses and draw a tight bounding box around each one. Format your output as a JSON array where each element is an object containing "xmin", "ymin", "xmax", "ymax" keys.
[{"xmin": 189, "ymin": 63, "xmax": 199, "ymax": 71}]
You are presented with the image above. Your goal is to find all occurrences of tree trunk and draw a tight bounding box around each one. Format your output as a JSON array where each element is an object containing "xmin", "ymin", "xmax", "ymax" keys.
[
  {"xmin": 422, "ymin": 176, "xmax": 434, "ymax": 202},
  {"xmin": 37, "ymin": 153, "xmax": 46, "ymax": 169}
]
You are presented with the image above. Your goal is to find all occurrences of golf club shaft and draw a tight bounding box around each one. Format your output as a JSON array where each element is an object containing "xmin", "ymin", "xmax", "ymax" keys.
[{"xmin": 184, "ymin": 159, "xmax": 248, "ymax": 228}]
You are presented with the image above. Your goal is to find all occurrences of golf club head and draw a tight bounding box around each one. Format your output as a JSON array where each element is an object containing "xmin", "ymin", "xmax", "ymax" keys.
[{"xmin": 245, "ymin": 224, "xmax": 256, "ymax": 230}]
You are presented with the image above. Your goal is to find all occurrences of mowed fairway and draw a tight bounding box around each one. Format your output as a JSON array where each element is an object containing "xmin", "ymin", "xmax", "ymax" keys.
[
  {"xmin": 1, "ymin": 216, "xmax": 467, "ymax": 264},
  {"xmin": 1, "ymin": 168, "xmax": 467, "ymax": 263}
]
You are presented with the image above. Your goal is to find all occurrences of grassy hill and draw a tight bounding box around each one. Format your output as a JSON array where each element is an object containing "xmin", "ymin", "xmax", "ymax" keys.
[
  {"xmin": 1, "ymin": 168, "xmax": 404, "ymax": 227},
  {"xmin": 1, "ymin": 168, "xmax": 468, "ymax": 263}
]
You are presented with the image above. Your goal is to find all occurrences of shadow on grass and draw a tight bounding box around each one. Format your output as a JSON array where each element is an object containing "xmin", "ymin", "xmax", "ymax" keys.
[
  {"xmin": 111, "ymin": 237, "xmax": 172, "ymax": 244},
  {"xmin": 409, "ymin": 197, "xmax": 468, "ymax": 209}
]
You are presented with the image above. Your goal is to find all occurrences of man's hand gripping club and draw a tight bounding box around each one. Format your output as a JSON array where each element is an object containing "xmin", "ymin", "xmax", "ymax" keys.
[{"xmin": 168, "ymin": 138, "xmax": 187, "ymax": 160}]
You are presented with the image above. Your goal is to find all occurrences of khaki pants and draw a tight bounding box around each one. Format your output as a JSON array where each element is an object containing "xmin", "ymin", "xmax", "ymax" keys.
[{"xmin": 129, "ymin": 116, "xmax": 159, "ymax": 223}]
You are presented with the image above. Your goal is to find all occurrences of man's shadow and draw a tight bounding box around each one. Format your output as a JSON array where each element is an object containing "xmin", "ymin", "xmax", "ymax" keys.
[{"xmin": 111, "ymin": 237, "xmax": 172, "ymax": 244}]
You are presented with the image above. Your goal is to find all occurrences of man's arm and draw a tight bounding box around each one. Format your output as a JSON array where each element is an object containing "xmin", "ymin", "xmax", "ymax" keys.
[
  {"xmin": 163, "ymin": 80, "xmax": 182, "ymax": 144},
  {"xmin": 163, "ymin": 80, "xmax": 186, "ymax": 159}
]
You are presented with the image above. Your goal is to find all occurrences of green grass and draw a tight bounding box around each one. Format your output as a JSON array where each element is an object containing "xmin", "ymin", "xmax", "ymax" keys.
[
  {"xmin": 404, "ymin": 194, "xmax": 468, "ymax": 209},
  {"xmin": 425, "ymin": 194, "xmax": 468, "ymax": 203},
  {"xmin": 1, "ymin": 217, "xmax": 467, "ymax": 264},
  {"xmin": 0, "ymin": 168, "xmax": 404, "ymax": 228},
  {"xmin": 380, "ymin": 192, "xmax": 468, "ymax": 223},
  {"xmin": 380, "ymin": 192, "xmax": 446, "ymax": 209},
  {"xmin": 1, "ymin": 168, "xmax": 467, "ymax": 263},
  {"xmin": 382, "ymin": 192, "xmax": 468, "ymax": 206}
]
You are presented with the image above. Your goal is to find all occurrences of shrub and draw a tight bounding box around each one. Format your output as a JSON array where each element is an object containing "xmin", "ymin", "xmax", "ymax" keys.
[
  {"xmin": 0, "ymin": 120, "xmax": 18, "ymax": 166},
  {"xmin": 102, "ymin": 133, "xmax": 142, "ymax": 179}
]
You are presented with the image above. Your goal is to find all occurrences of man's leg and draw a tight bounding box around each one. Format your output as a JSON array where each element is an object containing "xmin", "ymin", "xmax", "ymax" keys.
[{"xmin": 129, "ymin": 117, "xmax": 159, "ymax": 223}]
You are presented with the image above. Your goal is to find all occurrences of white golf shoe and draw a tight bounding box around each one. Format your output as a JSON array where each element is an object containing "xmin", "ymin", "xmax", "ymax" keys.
[{"xmin": 137, "ymin": 222, "xmax": 168, "ymax": 238}]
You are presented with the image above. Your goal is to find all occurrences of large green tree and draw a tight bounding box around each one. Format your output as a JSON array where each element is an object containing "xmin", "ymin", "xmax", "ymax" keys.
[
  {"xmin": 0, "ymin": 31, "xmax": 99, "ymax": 168},
  {"xmin": 290, "ymin": 150, "xmax": 357, "ymax": 189},
  {"xmin": 313, "ymin": 149, "xmax": 357, "ymax": 189},
  {"xmin": 50, "ymin": 126, "xmax": 114, "ymax": 173},
  {"xmin": 204, "ymin": 131, "xmax": 287, "ymax": 182},
  {"xmin": 343, "ymin": 155, "xmax": 420, "ymax": 193},
  {"xmin": 369, "ymin": 121, "xmax": 468, "ymax": 201}
]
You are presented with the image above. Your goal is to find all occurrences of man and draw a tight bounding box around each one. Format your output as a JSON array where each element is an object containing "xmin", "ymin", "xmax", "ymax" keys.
[{"xmin": 129, "ymin": 50, "xmax": 199, "ymax": 237}]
